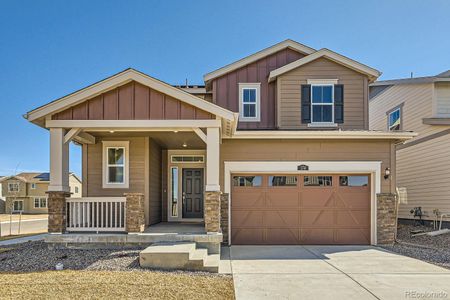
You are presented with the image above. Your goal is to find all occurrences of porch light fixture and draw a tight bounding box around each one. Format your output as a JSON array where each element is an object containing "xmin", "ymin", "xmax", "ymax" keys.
[
  {"xmin": 384, "ymin": 167, "xmax": 391, "ymax": 180},
  {"xmin": 182, "ymin": 143, "xmax": 187, "ymax": 148},
  {"xmin": 109, "ymin": 130, "xmax": 115, "ymax": 133},
  {"xmin": 174, "ymin": 130, "xmax": 179, "ymax": 133}
]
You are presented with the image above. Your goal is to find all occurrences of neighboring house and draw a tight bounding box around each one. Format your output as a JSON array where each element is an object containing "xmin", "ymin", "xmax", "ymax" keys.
[
  {"xmin": 25, "ymin": 39, "xmax": 414, "ymax": 245},
  {"xmin": 0, "ymin": 176, "xmax": 5, "ymax": 213},
  {"xmin": 0, "ymin": 172, "xmax": 82, "ymax": 214},
  {"xmin": 369, "ymin": 70, "xmax": 450, "ymax": 222}
]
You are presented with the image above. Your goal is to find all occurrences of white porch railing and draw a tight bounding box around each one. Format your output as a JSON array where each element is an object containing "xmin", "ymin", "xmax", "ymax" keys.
[{"xmin": 66, "ymin": 197, "xmax": 126, "ymax": 232}]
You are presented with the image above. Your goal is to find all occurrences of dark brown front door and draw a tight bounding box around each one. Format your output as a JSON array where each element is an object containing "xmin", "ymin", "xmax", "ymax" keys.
[{"xmin": 182, "ymin": 168, "xmax": 204, "ymax": 218}]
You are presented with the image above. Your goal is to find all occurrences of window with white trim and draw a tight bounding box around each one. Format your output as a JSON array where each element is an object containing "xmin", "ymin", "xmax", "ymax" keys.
[
  {"xmin": 34, "ymin": 197, "xmax": 47, "ymax": 208},
  {"xmin": 311, "ymin": 84, "xmax": 334, "ymax": 123},
  {"xmin": 31, "ymin": 183, "xmax": 36, "ymax": 189},
  {"xmin": 75, "ymin": 186, "xmax": 79, "ymax": 193},
  {"xmin": 388, "ymin": 107, "xmax": 401, "ymax": 131},
  {"xmin": 8, "ymin": 182, "xmax": 19, "ymax": 192},
  {"xmin": 239, "ymin": 83, "xmax": 260, "ymax": 121},
  {"xmin": 102, "ymin": 141, "xmax": 129, "ymax": 189},
  {"xmin": 13, "ymin": 200, "xmax": 23, "ymax": 211}
]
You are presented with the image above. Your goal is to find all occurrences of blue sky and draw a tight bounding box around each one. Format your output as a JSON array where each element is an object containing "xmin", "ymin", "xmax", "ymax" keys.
[{"xmin": 0, "ymin": 0, "xmax": 449, "ymax": 177}]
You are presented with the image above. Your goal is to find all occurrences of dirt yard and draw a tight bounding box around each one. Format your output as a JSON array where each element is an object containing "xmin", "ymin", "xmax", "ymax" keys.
[{"xmin": 0, "ymin": 270, "xmax": 235, "ymax": 299}]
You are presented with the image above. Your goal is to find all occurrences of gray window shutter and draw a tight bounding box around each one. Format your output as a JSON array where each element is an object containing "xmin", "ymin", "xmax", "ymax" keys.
[
  {"xmin": 301, "ymin": 85, "xmax": 311, "ymax": 124},
  {"xmin": 334, "ymin": 84, "xmax": 344, "ymax": 123}
]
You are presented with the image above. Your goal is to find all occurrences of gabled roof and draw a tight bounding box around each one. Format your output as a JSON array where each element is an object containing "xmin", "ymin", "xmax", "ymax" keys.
[
  {"xmin": 268, "ymin": 48, "xmax": 381, "ymax": 83},
  {"xmin": 203, "ymin": 39, "xmax": 316, "ymax": 83},
  {"xmin": 370, "ymin": 70, "xmax": 450, "ymax": 87},
  {"xmin": 0, "ymin": 172, "xmax": 81, "ymax": 184},
  {"xmin": 25, "ymin": 68, "xmax": 236, "ymax": 126}
]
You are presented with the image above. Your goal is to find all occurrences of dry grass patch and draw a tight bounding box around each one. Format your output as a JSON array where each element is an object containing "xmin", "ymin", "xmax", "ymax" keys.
[{"xmin": 0, "ymin": 270, "xmax": 235, "ymax": 300}]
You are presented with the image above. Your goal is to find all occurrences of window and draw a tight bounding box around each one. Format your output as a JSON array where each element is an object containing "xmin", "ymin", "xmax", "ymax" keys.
[
  {"xmin": 13, "ymin": 200, "xmax": 23, "ymax": 211},
  {"xmin": 171, "ymin": 155, "xmax": 204, "ymax": 163},
  {"xmin": 269, "ymin": 176, "xmax": 298, "ymax": 187},
  {"xmin": 171, "ymin": 167, "xmax": 178, "ymax": 217},
  {"xmin": 304, "ymin": 176, "xmax": 333, "ymax": 187},
  {"xmin": 8, "ymin": 183, "xmax": 19, "ymax": 192},
  {"xmin": 102, "ymin": 141, "xmax": 129, "ymax": 189},
  {"xmin": 233, "ymin": 176, "xmax": 262, "ymax": 187},
  {"xmin": 31, "ymin": 183, "xmax": 36, "ymax": 189},
  {"xmin": 339, "ymin": 176, "xmax": 369, "ymax": 187},
  {"xmin": 239, "ymin": 83, "xmax": 260, "ymax": 121},
  {"xmin": 388, "ymin": 107, "xmax": 401, "ymax": 131},
  {"xmin": 311, "ymin": 85, "xmax": 334, "ymax": 123},
  {"xmin": 34, "ymin": 197, "xmax": 47, "ymax": 208},
  {"xmin": 75, "ymin": 187, "xmax": 79, "ymax": 193}
]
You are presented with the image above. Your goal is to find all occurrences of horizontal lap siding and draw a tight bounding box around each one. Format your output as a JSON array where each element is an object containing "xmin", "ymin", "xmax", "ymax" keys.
[
  {"xmin": 52, "ymin": 81, "xmax": 214, "ymax": 120},
  {"xmin": 397, "ymin": 134, "xmax": 450, "ymax": 220},
  {"xmin": 220, "ymin": 139, "xmax": 393, "ymax": 194},
  {"xmin": 212, "ymin": 48, "xmax": 305, "ymax": 130},
  {"xmin": 279, "ymin": 58, "xmax": 367, "ymax": 130}
]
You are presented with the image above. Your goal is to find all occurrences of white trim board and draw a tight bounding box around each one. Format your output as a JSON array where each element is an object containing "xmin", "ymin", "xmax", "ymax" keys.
[{"xmin": 223, "ymin": 161, "xmax": 382, "ymax": 246}]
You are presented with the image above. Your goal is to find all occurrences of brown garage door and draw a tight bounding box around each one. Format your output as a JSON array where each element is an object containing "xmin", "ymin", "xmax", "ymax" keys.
[{"xmin": 231, "ymin": 174, "xmax": 371, "ymax": 245}]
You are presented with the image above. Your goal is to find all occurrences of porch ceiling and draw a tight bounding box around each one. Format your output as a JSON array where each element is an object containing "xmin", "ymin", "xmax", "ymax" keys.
[{"xmin": 92, "ymin": 131, "xmax": 206, "ymax": 149}]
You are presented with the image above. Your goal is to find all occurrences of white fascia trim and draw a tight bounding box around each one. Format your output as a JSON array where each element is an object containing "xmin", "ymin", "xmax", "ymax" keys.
[
  {"xmin": 46, "ymin": 119, "xmax": 222, "ymax": 130},
  {"xmin": 27, "ymin": 69, "xmax": 235, "ymax": 122},
  {"xmin": 203, "ymin": 39, "xmax": 316, "ymax": 82},
  {"xmin": 225, "ymin": 130, "xmax": 417, "ymax": 140},
  {"xmin": 268, "ymin": 49, "xmax": 381, "ymax": 83},
  {"xmin": 224, "ymin": 160, "xmax": 382, "ymax": 245}
]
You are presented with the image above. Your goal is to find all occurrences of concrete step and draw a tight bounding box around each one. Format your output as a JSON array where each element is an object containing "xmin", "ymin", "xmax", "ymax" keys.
[{"xmin": 139, "ymin": 242, "xmax": 219, "ymax": 272}]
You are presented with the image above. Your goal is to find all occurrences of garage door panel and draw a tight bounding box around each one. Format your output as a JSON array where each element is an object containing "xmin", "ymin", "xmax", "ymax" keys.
[
  {"xmin": 232, "ymin": 229, "xmax": 264, "ymax": 244},
  {"xmin": 301, "ymin": 228, "xmax": 335, "ymax": 244},
  {"xmin": 336, "ymin": 228, "xmax": 370, "ymax": 244},
  {"xmin": 264, "ymin": 211, "xmax": 299, "ymax": 227},
  {"xmin": 266, "ymin": 228, "xmax": 299, "ymax": 244},
  {"xmin": 336, "ymin": 210, "xmax": 370, "ymax": 227},
  {"xmin": 266, "ymin": 191, "xmax": 299, "ymax": 207},
  {"xmin": 231, "ymin": 211, "xmax": 264, "ymax": 227},
  {"xmin": 231, "ymin": 173, "xmax": 371, "ymax": 245},
  {"xmin": 301, "ymin": 190, "xmax": 334, "ymax": 207},
  {"xmin": 301, "ymin": 210, "xmax": 334, "ymax": 227}
]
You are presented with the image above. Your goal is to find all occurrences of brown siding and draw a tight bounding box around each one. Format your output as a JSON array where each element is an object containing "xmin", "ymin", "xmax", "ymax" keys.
[
  {"xmin": 212, "ymin": 48, "xmax": 305, "ymax": 130},
  {"xmin": 84, "ymin": 137, "xmax": 146, "ymax": 197},
  {"xmin": 278, "ymin": 58, "xmax": 368, "ymax": 130},
  {"xmin": 220, "ymin": 139, "xmax": 394, "ymax": 194},
  {"xmin": 149, "ymin": 139, "xmax": 162, "ymax": 225},
  {"xmin": 53, "ymin": 81, "xmax": 214, "ymax": 120}
]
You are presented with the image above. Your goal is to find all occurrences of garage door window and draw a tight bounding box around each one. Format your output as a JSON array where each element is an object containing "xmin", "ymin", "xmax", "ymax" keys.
[
  {"xmin": 339, "ymin": 176, "xmax": 369, "ymax": 187},
  {"xmin": 268, "ymin": 176, "xmax": 297, "ymax": 187},
  {"xmin": 304, "ymin": 176, "xmax": 332, "ymax": 186},
  {"xmin": 233, "ymin": 176, "xmax": 262, "ymax": 187}
]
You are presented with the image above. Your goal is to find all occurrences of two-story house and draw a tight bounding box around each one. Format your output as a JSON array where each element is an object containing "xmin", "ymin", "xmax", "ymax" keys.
[
  {"xmin": 0, "ymin": 172, "xmax": 82, "ymax": 214},
  {"xmin": 369, "ymin": 71, "xmax": 450, "ymax": 222},
  {"xmin": 24, "ymin": 39, "xmax": 414, "ymax": 247}
]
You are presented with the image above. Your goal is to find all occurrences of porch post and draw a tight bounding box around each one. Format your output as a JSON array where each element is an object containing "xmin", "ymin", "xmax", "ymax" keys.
[
  {"xmin": 205, "ymin": 127, "xmax": 221, "ymax": 233},
  {"xmin": 47, "ymin": 128, "xmax": 70, "ymax": 233}
]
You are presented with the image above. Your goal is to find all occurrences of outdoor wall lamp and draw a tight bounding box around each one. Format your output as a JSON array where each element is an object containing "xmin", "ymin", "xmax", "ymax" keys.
[{"xmin": 384, "ymin": 167, "xmax": 391, "ymax": 180}]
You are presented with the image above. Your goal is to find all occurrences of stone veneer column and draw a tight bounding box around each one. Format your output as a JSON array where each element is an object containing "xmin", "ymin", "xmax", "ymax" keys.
[
  {"xmin": 204, "ymin": 191, "xmax": 221, "ymax": 233},
  {"xmin": 220, "ymin": 193, "xmax": 229, "ymax": 243},
  {"xmin": 125, "ymin": 193, "xmax": 145, "ymax": 233},
  {"xmin": 47, "ymin": 191, "xmax": 70, "ymax": 233},
  {"xmin": 377, "ymin": 193, "xmax": 397, "ymax": 244}
]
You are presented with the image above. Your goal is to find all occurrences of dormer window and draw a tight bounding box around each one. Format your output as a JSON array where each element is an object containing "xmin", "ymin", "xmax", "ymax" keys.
[{"xmin": 239, "ymin": 83, "xmax": 260, "ymax": 122}]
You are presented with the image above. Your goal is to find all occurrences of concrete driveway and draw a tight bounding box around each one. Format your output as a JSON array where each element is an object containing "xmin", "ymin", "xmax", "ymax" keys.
[
  {"xmin": 222, "ymin": 245, "xmax": 450, "ymax": 300},
  {"xmin": 0, "ymin": 218, "xmax": 47, "ymax": 236}
]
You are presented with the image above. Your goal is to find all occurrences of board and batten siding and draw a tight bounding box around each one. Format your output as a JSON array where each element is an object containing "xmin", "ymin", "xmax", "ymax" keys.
[
  {"xmin": 397, "ymin": 133, "xmax": 450, "ymax": 220},
  {"xmin": 435, "ymin": 82, "xmax": 450, "ymax": 117},
  {"xmin": 53, "ymin": 81, "xmax": 214, "ymax": 121},
  {"xmin": 220, "ymin": 139, "xmax": 395, "ymax": 194},
  {"xmin": 212, "ymin": 48, "xmax": 305, "ymax": 130},
  {"xmin": 369, "ymin": 83, "xmax": 442, "ymax": 138}
]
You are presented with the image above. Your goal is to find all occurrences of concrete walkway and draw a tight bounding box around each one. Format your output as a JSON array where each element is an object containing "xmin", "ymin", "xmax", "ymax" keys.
[
  {"xmin": 0, "ymin": 233, "xmax": 47, "ymax": 246},
  {"xmin": 224, "ymin": 245, "xmax": 450, "ymax": 300}
]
